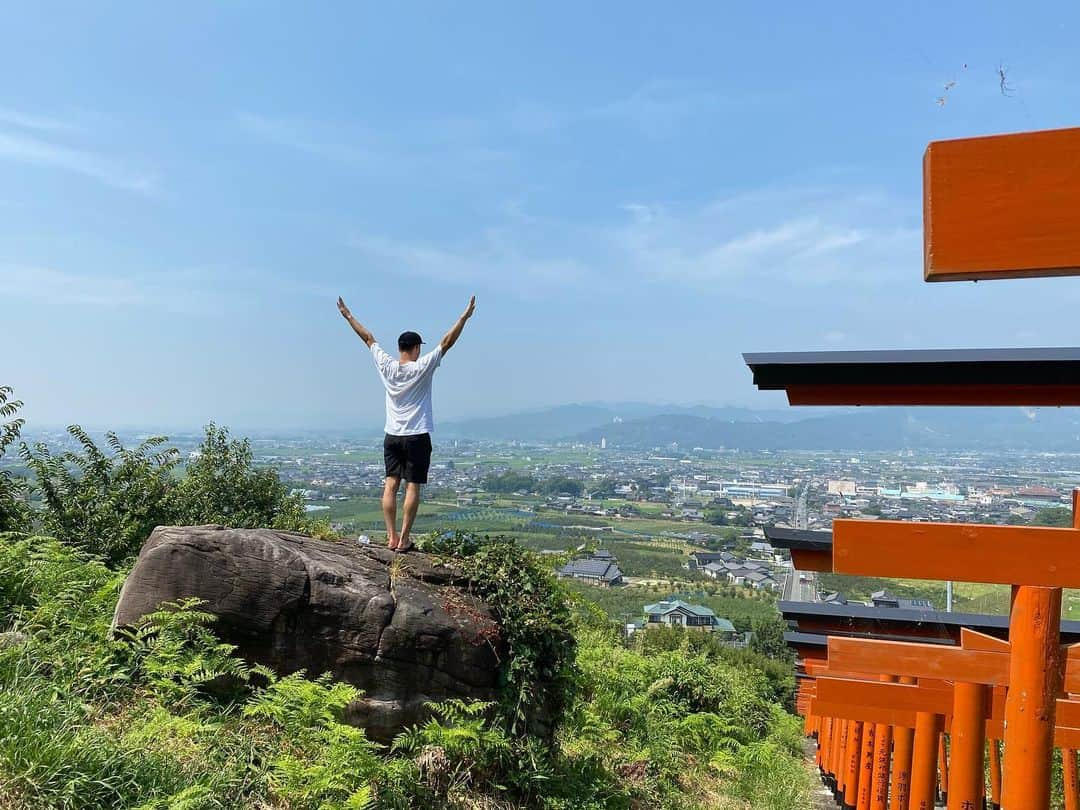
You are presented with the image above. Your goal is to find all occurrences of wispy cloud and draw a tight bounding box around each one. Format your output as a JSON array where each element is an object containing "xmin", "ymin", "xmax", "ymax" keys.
[
  {"xmin": 586, "ymin": 79, "xmax": 730, "ymax": 138},
  {"xmin": 0, "ymin": 107, "xmax": 77, "ymax": 133},
  {"xmin": 0, "ymin": 265, "xmax": 143, "ymax": 307},
  {"xmin": 347, "ymin": 185, "xmax": 919, "ymax": 293},
  {"xmin": 0, "ymin": 263, "xmax": 343, "ymax": 313},
  {"xmin": 0, "ymin": 119, "xmax": 157, "ymax": 194},
  {"xmin": 237, "ymin": 111, "xmax": 513, "ymax": 180},
  {"xmin": 235, "ymin": 112, "xmax": 380, "ymax": 168},
  {"xmin": 347, "ymin": 231, "xmax": 587, "ymax": 293}
]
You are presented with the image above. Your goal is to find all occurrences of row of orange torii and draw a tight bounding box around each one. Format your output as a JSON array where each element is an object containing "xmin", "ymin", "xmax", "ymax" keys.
[{"xmin": 743, "ymin": 126, "xmax": 1080, "ymax": 809}]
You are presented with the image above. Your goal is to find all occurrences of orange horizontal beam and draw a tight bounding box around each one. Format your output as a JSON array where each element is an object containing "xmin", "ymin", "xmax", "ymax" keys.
[
  {"xmin": 810, "ymin": 698, "xmax": 918, "ymax": 728},
  {"xmin": 816, "ymin": 676, "xmax": 952, "ymax": 715},
  {"xmin": 960, "ymin": 627, "xmax": 1010, "ymax": 653},
  {"xmin": 833, "ymin": 519, "xmax": 1080, "ymax": 586},
  {"xmin": 828, "ymin": 637, "xmax": 1012, "ymax": 685},
  {"xmin": 923, "ymin": 127, "xmax": 1080, "ymax": 282}
]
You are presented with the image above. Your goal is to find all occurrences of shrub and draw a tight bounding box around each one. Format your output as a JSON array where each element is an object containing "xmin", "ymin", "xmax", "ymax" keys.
[
  {"xmin": 418, "ymin": 531, "xmax": 578, "ymax": 741},
  {"xmin": 18, "ymin": 422, "xmax": 322, "ymax": 569},
  {"xmin": 20, "ymin": 427, "xmax": 180, "ymax": 566},
  {"xmin": 0, "ymin": 386, "xmax": 28, "ymax": 533},
  {"xmin": 170, "ymin": 423, "xmax": 308, "ymax": 531}
]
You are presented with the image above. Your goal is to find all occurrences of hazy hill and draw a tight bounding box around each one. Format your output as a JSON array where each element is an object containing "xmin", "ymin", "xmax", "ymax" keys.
[
  {"xmin": 439, "ymin": 402, "xmax": 805, "ymax": 441},
  {"xmin": 575, "ymin": 407, "xmax": 1080, "ymax": 451},
  {"xmin": 441, "ymin": 402, "xmax": 1080, "ymax": 450}
]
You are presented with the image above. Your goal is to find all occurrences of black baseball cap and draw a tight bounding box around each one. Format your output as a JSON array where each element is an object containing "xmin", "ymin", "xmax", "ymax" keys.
[{"xmin": 397, "ymin": 331, "xmax": 424, "ymax": 350}]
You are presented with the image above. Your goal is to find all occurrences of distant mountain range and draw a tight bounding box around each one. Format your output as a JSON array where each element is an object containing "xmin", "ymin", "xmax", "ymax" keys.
[
  {"xmin": 441, "ymin": 403, "xmax": 1080, "ymax": 450},
  {"xmin": 439, "ymin": 403, "xmax": 808, "ymax": 442}
]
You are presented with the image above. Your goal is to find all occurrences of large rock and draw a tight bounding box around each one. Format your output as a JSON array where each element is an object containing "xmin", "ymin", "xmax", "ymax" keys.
[{"xmin": 112, "ymin": 525, "xmax": 506, "ymax": 742}]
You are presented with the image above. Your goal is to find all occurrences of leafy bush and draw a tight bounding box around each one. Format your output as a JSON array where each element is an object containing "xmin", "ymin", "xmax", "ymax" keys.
[
  {"xmin": 418, "ymin": 531, "xmax": 578, "ymax": 742},
  {"xmin": 170, "ymin": 423, "xmax": 308, "ymax": 531},
  {"xmin": 0, "ymin": 386, "xmax": 28, "ymax": 533},
  {"xmin": 18, "ymin": 422, "xmax": 320, "ymax": 568},
  {"xmin": 20, "ymin": 427, "xmax": 180, "ymax": 566},
  {"xmin": 0, "ymin": 531, "xmax": 815, "ymax": 809}
]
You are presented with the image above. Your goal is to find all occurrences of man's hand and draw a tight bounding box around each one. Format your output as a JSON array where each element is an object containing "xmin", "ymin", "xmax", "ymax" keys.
[
  {"xmin": 337, "ymin": 296, "xmax": 376, "ymax": 347},
  {"xmin": 441, "ymin": 295, "xmax": 476, "ymax": 354}
]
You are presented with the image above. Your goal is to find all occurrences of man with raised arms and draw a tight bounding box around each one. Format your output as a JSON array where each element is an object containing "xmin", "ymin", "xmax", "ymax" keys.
[{"xmin": 337, "ymin": 295, "xmax": 475, "ymax": 551}]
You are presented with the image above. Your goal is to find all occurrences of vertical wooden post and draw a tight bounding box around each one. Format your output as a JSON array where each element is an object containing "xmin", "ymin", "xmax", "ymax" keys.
[
  {"xmin": 845, "ymin": 721, "xmax": 864, "ymax": 809},
  {"xmin": 870, "ymin": 674, "xmax": 894, "ymax": 810},
  {"xmin": 1066, "ymin": 492, "xmax": 1080, "ymax": 810},
  {"xmin": 825, "ymin": 716, "xmax": 837, "ymax": 787},
  {"xmin": 1001, "ymin": 584, "xmax": 1063, "ymax": 809},
  {"xmin": 871, "ymin": 715, "xmax": 892, "ymax": 810},
  {"xmin": 858, "ymin": 721, "xmax": 876, "ymax": 810},
  {"xmin": 988, "ymin": 738, "xmax": 1002, "ymax": 810},
  {"xmin": 909, "ymin": 711, "xmax": 942, "ymax": 810},
  {"xmin": 836, "ymin": 719, "xmax": 848, "ymax": 799},
  {"xmin": 937, "ymin": 732, "xmax": 948, "ymax": 805},
  {"xmin": 947, "ymin": 682, "xmax": 987, "ymax": 810},
  {"xmin": 998, "ymin": 490, "xmax": 1075, "ymax": 808},
  {"xmin": 890, "ymin": 675, "xmax": 916, "ymax": 810}
]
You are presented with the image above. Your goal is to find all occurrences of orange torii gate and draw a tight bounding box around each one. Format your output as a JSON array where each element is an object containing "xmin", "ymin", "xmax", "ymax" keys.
[{"xmin": 744, "ymin": 126, "xmax": 1080, "ymax": 809}]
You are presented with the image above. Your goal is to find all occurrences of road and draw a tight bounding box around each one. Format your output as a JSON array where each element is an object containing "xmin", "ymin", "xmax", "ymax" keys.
[{"xmin": 783, "ymin": 569, "xmax": 818, "ymax": 601}]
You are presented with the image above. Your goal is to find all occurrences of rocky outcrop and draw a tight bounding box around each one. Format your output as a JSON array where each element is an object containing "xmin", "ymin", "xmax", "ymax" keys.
[{"xmin": 111, "ymin": 525, "xmax": 506, "ymax": 742}]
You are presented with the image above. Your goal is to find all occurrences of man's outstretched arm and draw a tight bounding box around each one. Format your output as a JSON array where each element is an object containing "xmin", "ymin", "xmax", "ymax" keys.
[
  {"xmin": 440, "ymin": 295, "xmax": 476, "ymax": 354},
  {"xmin": 337, "ymin": 297, "xmax": 376, "ymax": 348}
]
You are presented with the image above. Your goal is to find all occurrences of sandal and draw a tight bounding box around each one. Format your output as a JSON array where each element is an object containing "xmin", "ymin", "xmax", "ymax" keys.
[{"xmin": 395, "ymin": 541, "xmax": 415, "ymax": 553}]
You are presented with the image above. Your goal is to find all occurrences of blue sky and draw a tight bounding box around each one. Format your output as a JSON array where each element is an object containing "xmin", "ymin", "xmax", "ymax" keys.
[{"xmin": 4, "ymin": 2, "xmax": 1080, "ymax": 431}]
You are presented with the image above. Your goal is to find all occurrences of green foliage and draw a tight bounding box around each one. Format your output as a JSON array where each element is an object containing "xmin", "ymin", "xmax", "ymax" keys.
[
  {"xmin": 750, "ymin": 614, "xmax": 794, "ymax": 663},
  {"xmin": 18, "ymin": 422, "xmax": 324, "ymax": 569},
  {"xmin": 122, "ymin": 596, "xmax": 269, "ymax": 709},
  {"xmin": 171, "ymin": 422, "xmax": 308, "ymax": 532},
  {"xmin": 244, "ymin": 672, "xmax": 381, "ymax": 809},
  {"xmin": 419, "ymin": 531, "xmax": 577, "ymax": 741},
  {"xmin": 0, "ymin": 386, "xmax": 28, "ymax": 533},
  {"xmin": 558, "ymin": 625, "xmax": 814, "ymax": 808},
  {"xmin": 20, "ymin": 426, "xmax": 180, "ymax": 566},
  {"xmin": 539, "ymin": 476, "xmax": 584, "ymax": 497},
  {"xmin": 482, "ymin": 471, "xmax": 537, "ymax": 494},
  {"xmin": 391, "ymin": 699, "xmax": 512, "ymax": 798},
  {"xmin": 1032, "ymin": 506, "xmax": 1073, "ymax": 527},
  {"xmin": 0, "ymin": 532, "xmax": 814, "ymax": 809}
]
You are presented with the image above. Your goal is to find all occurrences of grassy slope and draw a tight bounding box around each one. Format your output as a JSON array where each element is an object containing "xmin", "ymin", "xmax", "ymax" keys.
[{"xmin": 0, "ymin": 532, "xmax": 813, "ymax": 810}]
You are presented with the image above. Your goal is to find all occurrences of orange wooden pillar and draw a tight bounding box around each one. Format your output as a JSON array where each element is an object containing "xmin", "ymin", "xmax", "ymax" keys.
[
  {"xmin": 835, "ymin": 719, "xmax": 848, "ymax": 799},
  {"xmin": 857, "ymin": 721, "xmax": 875, "ymax": 810},
  {"xmin": 890, "ymin": 676, "xmax": 916, "ymax": 810},
  {"xmin": 871, "ymin": 674, "xmax": 895, "ymax": 810},
  {"xmin": 830, "ymin": 716, "xmax": 840, "ymax": 785},
  {"xmin": 937, "ymin": 732, "xmax": 948, "ymax": 805},
  {"xmin": 947, "ymin": 681, "xmax": 987, "ymax": 810},
  {"xmin": 1066, "ymin": 493, "xmax": 1080, "ymax": 810},
  {"xmin": 1001, "ymin": 585, "xmax": 1063, "ymax": 809},
  {"xmin": 870, "ymin": 716, "xmax": 891, "ymax": 810},
  {"xmin": 844, "ymin": 720, "xmax": 864, "ymax": 809},
  {"xmin": 910, "ymin": 711, "xmax": 942, "ymax": 810}
]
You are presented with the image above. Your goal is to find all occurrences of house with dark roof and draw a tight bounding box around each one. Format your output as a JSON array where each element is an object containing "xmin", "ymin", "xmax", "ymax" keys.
[
  {"xmin": 643, "ymin": 599, "xmax": 736, "ymax": 637},
  {"xmin": 557, "ymin": 550, "xmax": 624, "ymax": 587},
  {"xmin": 871, "ymin": 590, "xmax": 934, "ymax": 610},
  {"xmin": 687, "ymin": 550, "xmax": 735, "ymax": 570}
]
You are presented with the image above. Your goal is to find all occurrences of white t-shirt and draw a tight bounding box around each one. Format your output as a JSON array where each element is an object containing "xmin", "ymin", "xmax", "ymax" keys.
[{"xmin": 370, "ymin": 342, "xmax": 443, "ymax": 436}]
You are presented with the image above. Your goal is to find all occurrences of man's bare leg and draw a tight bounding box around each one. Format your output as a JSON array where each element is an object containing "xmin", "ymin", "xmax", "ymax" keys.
[
  {"xmin": 382, "ymin": 476, "xmax": 401, "ymax": 548},
  {"xmin": 398, "ymin": 482, "xmax": 423, "ymax": 550}
]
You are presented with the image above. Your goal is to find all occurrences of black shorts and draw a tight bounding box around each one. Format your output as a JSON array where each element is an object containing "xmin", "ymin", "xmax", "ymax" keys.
[{"xmin": 383, "ymin": 432, "xmax": 432, "ymax": 484}]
